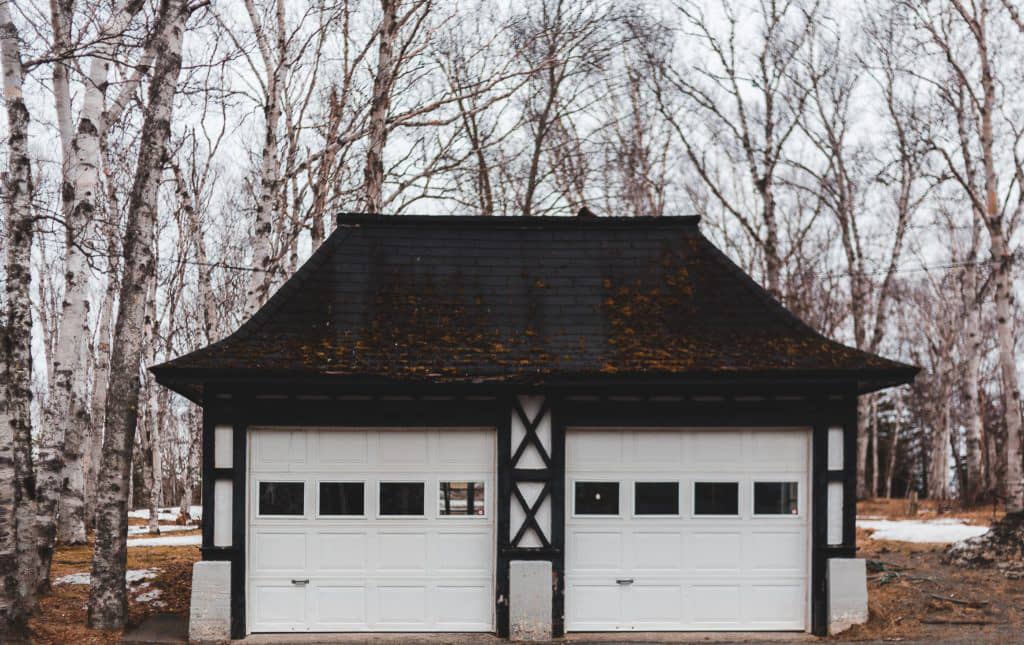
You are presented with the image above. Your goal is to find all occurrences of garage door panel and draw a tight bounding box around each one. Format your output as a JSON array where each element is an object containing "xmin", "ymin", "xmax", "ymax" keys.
[
  {"xmin": 747, "ymin": 531, "xmax": 804, "ymax": 572},
  {"xmin": 690, "ymin": 585, "xmax": 741, "ymax": 625},
  {"xmin": 377, "ymin": 431, "xmax": 428, "ymax": 464},
  {"xmin": 377, "ymin": 532, "xmax": 428, "ymax": 571},
  {"xmin": 435, "ymin": 531, "xmax": 491, "ymax": 573},
  {"xmin": 571, "ymin": 531, "xmax": 622, "ymax": 570},
  {"xmin": 747, "ymin": 585, "xmax": 804, "ymax": 626},
  {"xmin": 434, "ymin": 585, "xmax": 492, "ymax": 625},
  {"xmin": 377, "ymin": 585, "xmax": 428, "ymax": 624},
  {"xmin": 437, "ymin": 430, "xmax": 492, "ymax": 466},
  {"xmin": 253, "ymin": 430, "xmax": 307, "ymax": 470},
  {"xmin": 314, "ymin": 586, "xmax": 367, "ymax": 626},
  {"xmin": 689, "ymin": 432, "xmax": 743, "ymax": 467},
  {"xmin": 252, "ymin": 584, "xmax": 307, "ymax": 628},
  {"xmin": 632, "ymin": 532, "xmax": 683, "ymax": 571},
  {"xmin": 568, "ymin": 432, "xmax": 623, "ymax": 468},
  {"xmin": 316, "ymin": 532, "xmax": 367, "ymax": 572},
  {"xmin": 254, "ymin": 531, "xmax": 307, "ymax": 573},
  {"xmin": 750, "ymin": 432, "xmax": 807, "ymax": 469},
  {"xmin": 316, "ymin": 431, "xmax": 368, "ymax": 465},
  {"xmin": 569, "ymin": 585, "xmax": 621, "ymax": 625},
  {"xmin": 689, "ymin": 531, "xmax": 742, "ymax": 572},
  {"xmin": 633, "ymin": 432, "xmax": 682, "ymax": 465},
  {"xmin": 625, "ymin": 585, "xmax": 684, "ymax": 623}
]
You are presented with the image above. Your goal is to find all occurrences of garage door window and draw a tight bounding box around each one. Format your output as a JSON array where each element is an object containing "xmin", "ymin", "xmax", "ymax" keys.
[
  {"xmin": 693, "ymin": 481, "xmax": 738, "ymax": 516},
  {"xmin": 634, "ymin": 482, "xmax": 679, "ymax": 515},
  {"xmin": 574, "ymin": 481, "xmax": 619, "ymax": 515},
  {"xmin": 318, "ymin": 482, "xmax": 364, "ymax": 516},
  {"xmin": 753, "ymin": 481, "xmax": 799, "ymax": 515},
  {"xmin": 258, "ymin": 481, "xmax": 304, "ymax": 516},
  {"xmin": 379, "ymin": 482, "xmax": 425, "ymax": 516},
  {"xmin": 439, "ymin": 481, "xmax": 486, "ymax": 516}
]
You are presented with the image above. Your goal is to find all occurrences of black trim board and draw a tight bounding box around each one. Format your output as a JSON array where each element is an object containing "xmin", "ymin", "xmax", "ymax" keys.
[{"xmin": 230, "ymin": 417, "xmax": 247, "ymax": 639}]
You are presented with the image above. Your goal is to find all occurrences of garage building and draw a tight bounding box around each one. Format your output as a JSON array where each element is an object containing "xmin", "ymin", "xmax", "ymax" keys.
[{"xmin": 151, "ymin": 214, "xmax": 916, "ymax": 640}]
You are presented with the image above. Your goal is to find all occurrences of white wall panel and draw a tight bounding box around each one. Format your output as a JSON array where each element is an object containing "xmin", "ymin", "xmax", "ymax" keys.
[{"xmin": 213, "ymin": 480, "xmax": 232, "ymax": 547}]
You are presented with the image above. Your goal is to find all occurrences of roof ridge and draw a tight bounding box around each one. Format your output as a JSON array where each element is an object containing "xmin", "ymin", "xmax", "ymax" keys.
[{"xmin": 335, "ymin": 213, "xmax": 702, "ymax": 228}]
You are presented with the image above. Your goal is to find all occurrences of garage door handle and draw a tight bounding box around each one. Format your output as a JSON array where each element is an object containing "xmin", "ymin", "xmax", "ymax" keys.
[
  {"xmin": 291, "ymin": 579, "xmax": 309, "ymax": 586},
  {"xmin": 616, "ymin": 578, "xmax": 634, "ymax": 585}
]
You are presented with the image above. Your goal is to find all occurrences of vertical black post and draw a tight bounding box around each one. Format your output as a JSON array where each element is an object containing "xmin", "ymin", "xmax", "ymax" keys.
[
  {"xmin": 230, "ymin": 407, "xmax": 248, "ymax": 638},
  {"xmin": 496, "ymin": 398, "xmax": 512, "ymax": 637},
  {"xmin": 842, "ymin": 395, "xmax": 858, "ymax": 550},
  {"xmin": 810, "ymin": 396, "xmax": 829, "ymax": 637},
  {"xmin": 200, "ymin": 402, "xmax": 215, "ymax": 553},
  {"xmin": 549, "ymin": 396, "xmax": 566, "ymax": 637}
]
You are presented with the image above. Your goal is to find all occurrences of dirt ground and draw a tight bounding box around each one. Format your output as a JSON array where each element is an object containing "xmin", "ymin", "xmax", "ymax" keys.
[
  {"xmin": 23, "ymin": 527, "xmax": 200, "ymax": 645},
  {"xmin": 843, "ymin": 498, "xmax": 1022, "ymax": 643},
  {"xmin": 18, "ymin": 500, "xmax": 1023, "ymax": 643}
]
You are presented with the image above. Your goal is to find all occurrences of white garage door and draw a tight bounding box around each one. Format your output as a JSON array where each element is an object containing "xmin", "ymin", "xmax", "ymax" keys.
[
  {"xmin": 248, "ymin": 427, "xmax": 495, "ymax": 633},
  {"xmin": 566, "ymin": 428, "xmax": 810, "ymax": 632}
]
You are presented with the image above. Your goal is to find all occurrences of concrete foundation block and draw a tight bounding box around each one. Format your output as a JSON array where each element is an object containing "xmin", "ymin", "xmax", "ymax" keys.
[
  {"xmin": 828, "ymin": 557, "xmax": 868, "ymax": 635},
  {"xmin": 189, "ymin": 560, "xmax": 231, "ymax": 643},
  {"xmin": 510, "ymin": 560, "xmax": 552, "ymax": 641}
]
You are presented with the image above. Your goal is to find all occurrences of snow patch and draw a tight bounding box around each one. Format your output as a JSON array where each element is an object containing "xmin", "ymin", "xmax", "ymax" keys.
[
  {"xmin": 858, "ymin": 518, "xmax": 990, "ymax": 543},
  {"xmin": 127, "ymin": 534, "xmax": 202, "ymax": 547},
  {"xmin": 128, "ymin": 524, "xmax": 195, "ymax": 536},
  {"xmin": 136, "ymin": 587, "xmax": 164, "ymax": 603},
  {"xmin": 128, "ymin": 505, "xmax": 201, "ymax": 521},
  {"xmin": 55, "ymin": 568, "xmax": 159, "ymax": 585}
]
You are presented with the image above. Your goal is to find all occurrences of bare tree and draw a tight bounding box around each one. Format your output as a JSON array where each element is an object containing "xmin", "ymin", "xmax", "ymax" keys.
[
  {"xmin": 652, "ymin": 0, "xmax": 821, "ymax": 299},
  {"xmin": 905, "ymin": 0, "xmax": 1024, "ymax": 510},
  {"xmin": 0, "ymin": 0, "xmax": 41, "ymax": 622},
  {"xmin": 87, "ymin": 0, "xmax": 191, "ymax": 628}
]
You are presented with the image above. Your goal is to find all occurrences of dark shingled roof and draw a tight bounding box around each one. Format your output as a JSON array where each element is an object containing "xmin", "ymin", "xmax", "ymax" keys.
[{"xmin": 152, "ymin": 215, "xmax": 916, "ymax": 400}]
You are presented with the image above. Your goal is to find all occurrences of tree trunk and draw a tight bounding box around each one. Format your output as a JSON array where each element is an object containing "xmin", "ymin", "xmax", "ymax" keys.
[
  {"xmin": 1, "ymin": 0, "xmax": 41, "ymax": 616},
  {"xmin": 975, "ymin": 18, "xmax": 1023, "ymax": 512},
  {"xmin": 963, "ymin": 264, "xmax": 984, "ymax": 505},
  {"xmin": 362, "ymin": 0, "xmax": 398, "ymax": 213},
  {"xmin": 856, "ymin": 396, "xmax": 870, "ymax": 498},
  {"xmin": 929, "ymin": 384, "xmax": 952, "ymax": 500},
  {"xmin": 885, "ymin": 399, "xmax": 901, "ymax": 499},
  {"xmin": 139, "ymin": 277, "xmax": 161, "ymax": 534},
  {"xmin": 84, "ymin": 271, "xmax": 114, "ymax": 526},
  {"xmin": 0, "ymin": 328, "xmax": 22, "ymax": 632},
  {"xmin": 870, "ymin": 397, "xmax": 879, "ymax": 498},
  {"xmin": 87, "ymin": 0, "xmax": 187, "ymax": 628},
  {"xmin": 242, "ymin": 0, "xmax": 286, "ymax": 319}
]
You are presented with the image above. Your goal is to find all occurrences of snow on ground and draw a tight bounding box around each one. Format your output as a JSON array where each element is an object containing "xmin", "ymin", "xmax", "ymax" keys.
[
  {"xmin": 858, "ymin": 518, "xmax": 990, "ymax": 543},
  {"xmin": 127, "ymin": 524, "xmax": 195, "ymax": 536},
  {"xmin": 134, "ymin": 586, "xmax": 166, "ymax": 607},
  {"xmin": 128, "ymin": 505, "xmax": 201, "ymax": 521},
  {"xmin": 127, "ymin": 534, "xmax": 202, "ymax": 547},
  {"xmin": 55, "ymin": 568, "xmax": 159, "ymax": 585}
]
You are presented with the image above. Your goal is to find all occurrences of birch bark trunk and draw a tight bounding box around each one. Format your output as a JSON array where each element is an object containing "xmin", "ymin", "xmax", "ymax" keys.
[
  {"xmin": 85, "ymin": 255, "xmax": 116, "ymax": 525},
  {"xmin": 0, "ymin": 328, "xmax": 20, "ymax": 631},
  {"xmin": 87, "ymin": 0, "xmax": 187, "ymax": 627},
  {"xmin": 242, "ymin": 0, "xmax": 285, "ymax": 320},
  {"xmin": 48, "ymin": 0, "xmax": 149, "ymax": 552},
  {"xmin": 929, "ymin": 382, "xmax": 952, "ymax": 500},
  {"xmin": 362, "ymin": 0, "xmax": 399, "ymax": 213},
  {"xmin": 977, "ymin": 47, "xmax": 1023, "ymax": 512},
  {"xmin": 1, "ymin": 0, "xmax": 41, "ymax": 613},
  {"xmin": 963, "ymin": 260, "xmax": 985, "ymax": 504}
]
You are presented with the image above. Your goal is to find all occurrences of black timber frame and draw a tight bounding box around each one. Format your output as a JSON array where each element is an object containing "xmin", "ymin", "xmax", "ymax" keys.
[{"xmin": 197, "ymin": 382, "xmax": 858, "ymax": 640}]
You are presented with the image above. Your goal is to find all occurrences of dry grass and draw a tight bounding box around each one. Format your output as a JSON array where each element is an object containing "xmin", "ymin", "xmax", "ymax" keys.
[
  {"xmin": 26, "ymin": 531, "xmax": 199, "ymax": 645},
  {"xmin": 858, "ymin": 496, "xmax": 1005, "ymax": 526},
  {"xmin": 839, "ymin": 500, "xmax": 1023, "ymax": 642}
]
